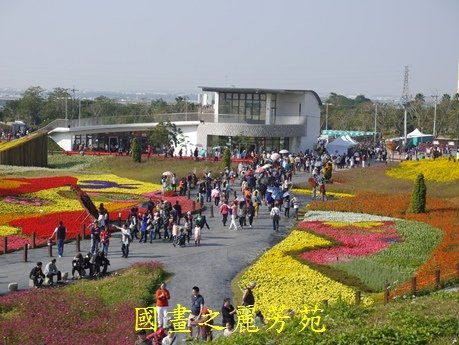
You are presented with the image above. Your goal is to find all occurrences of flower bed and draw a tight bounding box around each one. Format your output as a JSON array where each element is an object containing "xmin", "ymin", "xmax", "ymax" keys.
[
  {"xmin": 297, "ymin": 221, "xmax": 400, "ymax": 265},
  {"xmin": 76, "ymin": 174, "xmax": 161, "ymax": 194},
  {"xmin": 239, "ymin": 229, "xmax": 373, "ymax": 317},
  {"xmin": 386, "ymin": 157, "xmax": 459, "ymax": 182},
  {"xmin": 0, "ymin": 262, "xmax": 165, "ymax": 345},
  {"xmin": 0, "ymin": 174, "xmax": 200, "ymax": 252},
  {"xmin": 308, "ymin": 194, "xmax": 459, "ymax": 294},
  {"xmin": 297, "ymin": 213, "xmax": 442, "ymax": 291},
  {"xmin": 292, "ymin": 187, "xmax": 354, "ymax": 198}
]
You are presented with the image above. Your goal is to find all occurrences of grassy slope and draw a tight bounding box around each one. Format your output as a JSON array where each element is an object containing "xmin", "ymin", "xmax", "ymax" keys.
[{"xmin": 209, "ymin": 290, "xmax": 459, "ymax": 345}]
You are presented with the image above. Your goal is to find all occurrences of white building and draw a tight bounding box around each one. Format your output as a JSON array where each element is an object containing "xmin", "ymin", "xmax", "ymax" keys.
[{"xmin": 48, "ymin": 86, "xmax": 322, "ymax": 154}]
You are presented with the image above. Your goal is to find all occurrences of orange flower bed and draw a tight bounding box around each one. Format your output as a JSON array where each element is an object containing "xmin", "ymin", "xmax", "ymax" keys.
[{"xmin": 309, "ymin": 193, "xmax": 459, "ymax": 294}]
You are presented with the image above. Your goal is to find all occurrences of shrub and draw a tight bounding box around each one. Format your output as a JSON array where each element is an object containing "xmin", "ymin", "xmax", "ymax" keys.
[
  {"xmin": 323, "ymin": 161, "xmax": 333, "ymax": 181},
  {"xmin": 222, "ymin": 147, "xmax": 231, "ymax": 169},
  {"xmin": 131, "ymin": 137, "xmax": 141, "ymax": 163},
  {"xmin": 410, "ymin": 173, "xmax": 426, "ymax": 213}
]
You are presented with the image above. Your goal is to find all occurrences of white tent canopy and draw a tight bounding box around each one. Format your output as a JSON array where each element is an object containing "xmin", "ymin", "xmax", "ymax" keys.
[
  {"xmin": 326, "ymin": 136, "xmax": 357, "ymax": 155},
  {"xmin": 343, "ymin": 135, "xmax": 358, "ymax": 144},
  {"xmin": 407, "ymin": 128, "xmax": 432, "ymax": 138}
]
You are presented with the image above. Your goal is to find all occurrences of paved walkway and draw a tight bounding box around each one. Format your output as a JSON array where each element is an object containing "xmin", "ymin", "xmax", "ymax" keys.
[{"xmin": 0, "ymin": 171, "xmax": 313, "ymax": 339}]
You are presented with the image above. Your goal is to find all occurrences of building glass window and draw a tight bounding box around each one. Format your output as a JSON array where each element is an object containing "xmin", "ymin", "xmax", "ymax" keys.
[{"xmin": 217, "ymin": 92, "xmax": 267, "ymax": 123}]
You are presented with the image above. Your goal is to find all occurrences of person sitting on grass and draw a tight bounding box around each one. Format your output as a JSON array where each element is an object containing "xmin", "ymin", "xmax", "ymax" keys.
[
  {"xmin": 72, "ymin": 253, "xmax": 85, "ymax": 279},
  {"xmin": 94, "ymin": 251, "xmax": 110, "ymax": 276},
  {"xmin": 44, "ymin": 258, "xmax": 62, "ymax": 285},
  {"xmin": 29, "ymin": 261, "xmax": 45, "ymax": 288}
]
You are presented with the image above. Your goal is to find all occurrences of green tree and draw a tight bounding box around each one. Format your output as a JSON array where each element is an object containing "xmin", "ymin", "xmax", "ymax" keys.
[
  {"xmin": 410, "ymin": 173, "xmax": 427, "ymax": 213},
  {"xmin": 148, "ymin": 121, "xmax": 184, "ymax": 149},
  {"xmin": 18, "ymin": 86, "xmax": 45, "ymax": 126},
  {"xmin": 222, "ymin": 147, "xmax": 231, "ymax": 168},
  {"xmin": 41, "ymin": 87, "xmax": 72, "ymax": 125},
  {"xmin": 131, "ymin": 137, "xmax": 141, "ymax": 163}
]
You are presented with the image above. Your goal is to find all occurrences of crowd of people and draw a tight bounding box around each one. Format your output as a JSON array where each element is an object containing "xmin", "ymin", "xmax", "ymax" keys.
[{"xmin": 135, "ymin": 281, "xmax": 264, "ymax": 344}]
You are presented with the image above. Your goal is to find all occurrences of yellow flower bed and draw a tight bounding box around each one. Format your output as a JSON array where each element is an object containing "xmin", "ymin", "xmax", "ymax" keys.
[
  {"xmin": 76, "ymin": 174, "xmax": 161, "ymax": 195},
  {"xmin": 0, "ymin": 188, "xmax": 83, "ymax": 215},
  {"xmin": 386, "ymin": 158, "xmax": 459, "ymax": 182},
  {"xmin": 239, "ymin": 230, "xmax": 372, "ymax": 317},
  {"xmin": 0, "ymin": 179, "xmax": 27, "ymax": 189},
  {"xmin": 323, "ymin": 221, "xmax": 383, "ymax": 228},
  {"xmin": 0, "ymin": 225, "xmax": 20, "ymax": 236},
  {"xmin": 292, "ymin": 187, "xmax": 354, "ymax": 198}
]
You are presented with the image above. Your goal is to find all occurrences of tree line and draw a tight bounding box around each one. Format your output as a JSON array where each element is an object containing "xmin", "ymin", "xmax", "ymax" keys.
[
  {"xmin": 0, "ymin": 86, "xmax": 198, "ymax": 128},
  {"xmin": 1, "ymin": 86, "xmax": 458, "ymax": 140},
  {"xmin": 323, "ymin": 92, "xmax": 459, "ymax": 139}
]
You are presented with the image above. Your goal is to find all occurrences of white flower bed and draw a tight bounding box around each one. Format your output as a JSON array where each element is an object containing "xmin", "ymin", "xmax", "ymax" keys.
[{"xmin": 304, "ymin": 210, "xmax": 394, "ymax": 222}]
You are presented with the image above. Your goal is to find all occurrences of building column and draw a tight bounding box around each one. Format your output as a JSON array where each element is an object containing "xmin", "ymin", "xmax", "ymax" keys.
[{"xmin": 265, "ymin": 93, "xmax": 272, "ymax": 125}]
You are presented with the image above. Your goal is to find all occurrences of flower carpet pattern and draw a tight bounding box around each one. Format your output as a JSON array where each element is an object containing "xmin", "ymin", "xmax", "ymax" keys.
[
  {"xmin": 239, "ymin": 209, "xmax": 443, "ymax": 313},
  {"xmin": 239, "ymin": 227, "xmax": 373, "ymax": 318},
  {"xmin": 386, "ymin": 157, "xmax": 459, "ymax": 182},
  {"xmin": 297, "ymin": 212, "xmax": 441, "ymax": 291},
  {"xmin": 297, "ymin": 220, "xmax": 400, "ymax": 265},
  {"xmin": 0, "ymin": 175, "xmax": 196, "ymax": 253},
  {"xmin": 309, "ymin": 194, "xmax": 454, "ymax": 294}
]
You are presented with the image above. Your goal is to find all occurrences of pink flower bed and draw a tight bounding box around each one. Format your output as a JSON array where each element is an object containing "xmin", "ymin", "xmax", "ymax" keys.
[{"xmin": 298, "ymin": 221, "xmax": 400, "ymax": 264}]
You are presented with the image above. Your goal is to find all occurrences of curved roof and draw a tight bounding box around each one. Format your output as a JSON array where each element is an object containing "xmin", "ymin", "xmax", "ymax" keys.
[{"xmin": 199, "ymin": 86, "xmax": 322, "ymax": 106}]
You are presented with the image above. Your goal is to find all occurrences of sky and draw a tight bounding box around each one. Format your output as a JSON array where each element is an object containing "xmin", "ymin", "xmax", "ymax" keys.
[{"xmin": 1, "ymin": 0, "xmax": 458, "ymax": 98}]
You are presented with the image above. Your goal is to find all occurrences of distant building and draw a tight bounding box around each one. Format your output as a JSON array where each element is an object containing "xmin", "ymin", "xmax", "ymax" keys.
[
  {"xmin": 198, "ymin": 87, "xmax": 321, "ymax": 152},
  {"xmin": 48, "ymin": 86, "xmax": 322, "ymax": 154}
]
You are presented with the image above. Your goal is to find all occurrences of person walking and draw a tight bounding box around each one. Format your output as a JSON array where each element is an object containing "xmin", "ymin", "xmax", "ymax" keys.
[
  {"xmin": 228, "ymin": 200, "xmax": 238, "ymax": 231},
  {"xmin": 247, "ymin": 201, "xmax": 255, "ymax": 228},
  {"xmin": 188, "ymin": 286, "xmax": 205, "ymax": 338},
  {"xmin": 242, "ymin": 281, "xmax": 256, "ymax": 307},
  {"xmin": 270, "ymin": 203, "xmax": 281, "ymax": 232},
  {"xmin": 89, "ymin": 220, "xmax": 101, "ymax": 255},
  {"xmin": 283, "ymin": 196, "xmax": 290, "ymax": 218},
  {"xmin": 113, "ymin": 224, "xmax": 131, "ymax": 258},
  {"xmin": 155, "ymin": 282, "xmax": 171, "ymax": 329},
  {"xmin": 291, "ymin": 196, "xmax": 300, "ymax": 219},
  {"xmin": 219, "ymin": 200, "xmax": 229, "ymax": 226},
  {"xmin": 194, "ymin": 211, "xmax": 210, "ymax": 246},
  {"xmin": 221, "ymin": 297, "xmax": 236, "ymax": 328},
  {"xmin": 100, "ymin": 226, "xmax": 111, "ymax": 256},
  {"xmin": 50, "ymin": 220, "xmax": 66, "ymax": 257},
  {"xmin": 183, "ymin": 211, "xmax": 193, "ymax": 244}
]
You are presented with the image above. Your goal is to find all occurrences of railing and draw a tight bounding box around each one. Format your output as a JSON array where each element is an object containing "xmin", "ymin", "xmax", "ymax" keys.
[
  {"xmin": 216, "ymin": 114, "xmax": 307, "ymax": 125},
  {"xmin": 217, "ymin": 114, "xmax": 265, "ymax": 124},
  {"xmin": 41, "ymin": 112, "xmax": 306, "ymax": 131},
  {"xmin": 274, "ymin": 115, "xmax": 307, "ymax": 125},
  {"xmin": 42, "ymin": 113, "xmax": 216, "ymax": 131}
]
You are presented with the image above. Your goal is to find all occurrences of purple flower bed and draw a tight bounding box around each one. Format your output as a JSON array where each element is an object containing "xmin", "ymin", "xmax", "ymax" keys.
[{"xmin": 78, "ymin": 180, "xmax": 140, "ymax": 190}]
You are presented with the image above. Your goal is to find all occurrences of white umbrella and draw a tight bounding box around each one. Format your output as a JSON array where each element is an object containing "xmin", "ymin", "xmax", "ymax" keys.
[
  {"xmin": 279, "ymin": 149, "xmax": 289, "ymax": 154},
  {"xmin": 162, "ymin": 171, "xmax": 173, "ymax": 176},
  {"xmin": 262, "ymin": 163, "xmax": 272, "ymax": 169},
  {"xmin": 270, "ymin": 153, "xmax": 281, "ymax": 161}
]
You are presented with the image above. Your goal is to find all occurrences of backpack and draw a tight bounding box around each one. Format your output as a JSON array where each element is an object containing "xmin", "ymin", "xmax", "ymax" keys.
[{"xmin": 195, "ymin": 215, "xmax": 204, "ymax": 227}]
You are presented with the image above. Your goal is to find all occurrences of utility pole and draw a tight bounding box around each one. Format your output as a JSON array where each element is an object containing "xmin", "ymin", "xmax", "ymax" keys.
[
  {"xmin": 432, "ymin": 94, "xmax": 438, "ymax": 137},
  {"xmin": 374, "ymin": 102, "xmax": 378, "ymax": 145},
  {"xmin": 78, "ymin": 98, "xmax": 82, "ymax": 127},
  {"xmin": 401, "ymin": 66, "xmax": 410, "ymax": 146},
  {"xmin": 71, "ymin": 86, "xmax": 79, "ymax": 126},
  {"xmin": 324, "ymin": 103, "xmax": 332, "ymax": 131}
]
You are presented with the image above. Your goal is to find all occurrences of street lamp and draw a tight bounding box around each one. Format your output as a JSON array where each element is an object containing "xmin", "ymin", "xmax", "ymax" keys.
[
  {"xmin": 374, "ymin": 102, "xmax": 378, "ymax": 145},
  {"xmin": 324, "ymin": 103, "xmax": 332, "ymax": 131}
]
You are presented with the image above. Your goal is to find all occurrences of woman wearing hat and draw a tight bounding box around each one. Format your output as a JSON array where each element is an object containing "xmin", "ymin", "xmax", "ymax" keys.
[{"xmin": 241, "ymin": 281, "xmax": 256, "ymax": 307}]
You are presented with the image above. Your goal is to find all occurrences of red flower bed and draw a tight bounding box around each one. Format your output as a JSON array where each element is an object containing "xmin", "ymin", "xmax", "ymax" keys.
[
  {"xmin": 9, "ymin": 210, "xmax": 93, "ymax": 238},
  {"xmin": 297, "ymin": 221, "xmax": 399, "ymax": 264},
  {"xmin": 309, "ymin": 193, "xmax": 459, "ymax": 294},
  {"xmin": 0, "ymin": 176, "xmax": 77, "ymax": 196}
]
